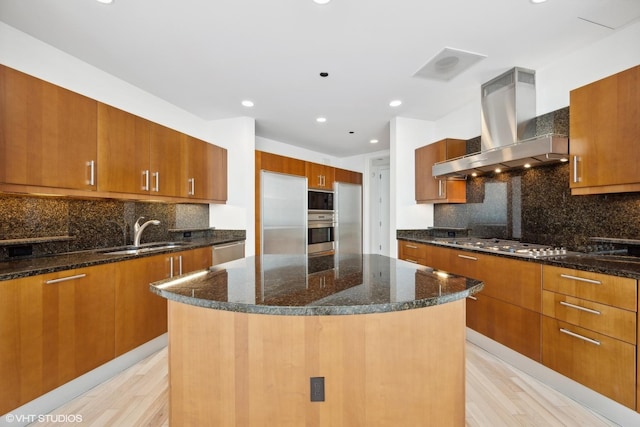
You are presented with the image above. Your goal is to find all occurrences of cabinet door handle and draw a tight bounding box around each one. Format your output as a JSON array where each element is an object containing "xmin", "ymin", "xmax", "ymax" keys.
[
  {"xmin": 152, "ymin": 172, "xmax": 159, "ymax": 192},
  {"xmin": 178, "ymin": 255, "xmax": 183, "ymax": 276},
  {"xmin": 142, "ymin": 170, "xmax": 150, "ymax": 191},
  {"xmin": 457, "ymin": 254, "xmax": 478, "ymax": 261},
  {"xmin": 404, "ymin": 258, "xmax": 418, "ymax": 264},
  {"xmin": 559, "ymin": 301, "xmax": 601, "ymax": 315},
  {"xmin": 45, "ymin": 273, "xmax": 87, "ymax": 284},
  {"xmin": 188, "ymin": 178, "xmax": 195, "ymax": 196},
  {"xmin": 169, "ymin": 257, "xmax": 174, "ymax": 277},
  {"xmin": 559, "ymin": 328, "xmax": 601, "ymax": 346},
  {"xmin": 88, "ymin": 160, "xmax": 95, "ymax": 186},
  {"xmin": 559, "ymin": 273, "xmax": 601, "ymax": 285},
  {"xmin": 467, "ymin": 295, "xmax": 478, "ymax": 301},
  {"xmin": 572, "ymin": 155, "xmax": 580, "ymax": 183}
]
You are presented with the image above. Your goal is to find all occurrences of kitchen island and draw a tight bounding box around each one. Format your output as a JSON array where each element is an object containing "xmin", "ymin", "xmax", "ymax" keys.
[{"xmin": 150, "ymin": 254, "xmax": 483, "ymax": 427}]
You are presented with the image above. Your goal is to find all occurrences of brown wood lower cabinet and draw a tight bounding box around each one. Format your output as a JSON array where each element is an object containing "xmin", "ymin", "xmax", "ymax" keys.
[
  {"xmin": 467, "ymin": 293, "xmax": 541, "ymax": 361},
  {"xmin": 115, "ymin": 247, "xmax": 212, "ymax": 355},
  {"xmin": 0, "ymin": 264, "xmax": 116, "ymax": 415},
  {"xmin": 0, "ymin": 246, "xmax": 212, "ymax": 415},
  {"xmin": 542, "ymin": 317, "xmax": 636, "ymax": 409},
  {"xmin": 542, "ymin": 264, "xmax": 637, "ymax": 409}
]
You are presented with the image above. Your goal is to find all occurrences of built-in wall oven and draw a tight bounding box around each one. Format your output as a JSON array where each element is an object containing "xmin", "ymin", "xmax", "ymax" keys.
[{"xmin": 308, "ymin": 211, "xmax": 335, "ymax": 256}]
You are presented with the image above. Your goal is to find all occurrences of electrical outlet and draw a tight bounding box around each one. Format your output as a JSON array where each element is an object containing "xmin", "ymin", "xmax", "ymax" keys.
[{"xmin": 310, "ymin": 377, "xmax": 325, "ymax": 402}]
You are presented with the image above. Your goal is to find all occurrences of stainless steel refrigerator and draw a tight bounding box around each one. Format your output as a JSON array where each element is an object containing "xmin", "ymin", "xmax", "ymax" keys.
[
  {"xmin": 260, "ymin": 170, "xmax": 307, "ymax": 255},
  {"xmin": 335, "ymin": 182, "xmax": 362, "ymax": 255}
]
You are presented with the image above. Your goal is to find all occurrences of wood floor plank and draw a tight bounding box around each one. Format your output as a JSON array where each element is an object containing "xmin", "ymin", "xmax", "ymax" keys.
[{"xmin": 30, "ymin": 341, "xmax": 618, "ymax": 427}]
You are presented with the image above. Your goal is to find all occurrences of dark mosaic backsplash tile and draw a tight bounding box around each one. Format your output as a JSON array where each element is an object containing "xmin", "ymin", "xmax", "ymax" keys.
[
  {"xmin": 0, "ymin": 196, "xmax": 219, "ymax": 261},
  {"xmin": 434, "ymin": 162, "xmax": 640, "ymax": 251}
]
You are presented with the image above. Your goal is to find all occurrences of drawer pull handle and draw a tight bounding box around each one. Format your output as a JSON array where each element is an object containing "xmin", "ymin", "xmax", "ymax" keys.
[
  {"xmin": 559, "ymin": 273, "xmax": 602, "ymax": 285},
  {"xmin": 405, "ymin": 244, "xmax": 418, "ymax": 249},
  {"xmin": 559, "ymin": 301, "xmax": 601, "ymax": 315},
  {"xmin": 458, "ymin": 254, "xmax": 478, "ymax": 261},
  {"xmin": 404, "ymin": 259, "xmax": 418, "ymax": 264},
  {"xmin": 45, "ymin": 273, "xmax": 87, "ymax": 284},
  {"xmin": 467, "ymin": 295, "xmax": 478, "ymax": 301},
  {"xmin": 559, "ymin": 328, "xmax": 601, "ymax": 346}
]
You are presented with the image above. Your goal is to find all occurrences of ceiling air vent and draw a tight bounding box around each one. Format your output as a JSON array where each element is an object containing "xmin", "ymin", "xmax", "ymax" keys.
[{"xmin": 413, "ymin": 47, "xmax": 487, "ymax": 82}]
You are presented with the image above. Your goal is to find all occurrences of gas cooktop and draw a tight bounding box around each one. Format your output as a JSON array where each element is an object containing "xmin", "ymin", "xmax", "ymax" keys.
[{"xmin": 431, "ymin": 237, "xmax": 568, "ymax": 259}]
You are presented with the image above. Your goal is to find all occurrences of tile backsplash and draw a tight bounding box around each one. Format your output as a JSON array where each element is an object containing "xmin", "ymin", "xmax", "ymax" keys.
[
  {"xmin": 0, "ymin": 196, "xmax": 214, "ymax": 260},
  {"xmin": 434, "ymin": 162, "xmax": 640, "ymax": 251}
]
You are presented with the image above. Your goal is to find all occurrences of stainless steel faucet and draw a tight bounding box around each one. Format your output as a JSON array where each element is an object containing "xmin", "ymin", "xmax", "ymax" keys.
[{"xmin": 133, "ymin": 216, "xmax": 161, "ymax": 247}]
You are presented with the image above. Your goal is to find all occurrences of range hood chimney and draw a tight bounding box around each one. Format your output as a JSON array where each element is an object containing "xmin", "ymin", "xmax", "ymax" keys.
[{"xmin": 432, "ymin": 67, "xmax": 568, "ymax": 178}]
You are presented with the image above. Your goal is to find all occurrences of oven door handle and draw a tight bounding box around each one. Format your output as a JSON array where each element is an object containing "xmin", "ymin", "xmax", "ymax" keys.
[{"xmin": 308, "ymin": 222, "xmax": 336, "ymax": 229}]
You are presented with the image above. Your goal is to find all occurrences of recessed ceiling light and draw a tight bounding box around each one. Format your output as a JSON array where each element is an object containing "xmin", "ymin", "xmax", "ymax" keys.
[
  {"xmin": 389, "ymin": 100, "xmax": 402, "ymax": 107},
  {"xmin": 241, "ymin": 100, "xmax": 254, "ymax": 107},
  {"xmin": 370, "ymin": 139, "xmax": 379, "ymax": 144},
  {"xmin": 96, "ymin": 0, "xmax": 114, "ymax": 4},
  {"xmin": 313, "ymin": 0, "xmax": 331, "ymax": 4},
  {"xmin": 316, "ymin": 117, "xmax": 327, "ymax": 123},
  {"xmin": 530, "ymin": 0, "xmax": 547, "ymax": 3}
]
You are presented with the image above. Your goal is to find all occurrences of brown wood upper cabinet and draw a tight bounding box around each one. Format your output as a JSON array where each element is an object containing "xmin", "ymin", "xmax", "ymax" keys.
[
  {"xmin": 180, "ymin": 134, "xmax": 227, "ymax": 202},
  {"xmin": 415, "ymin": 138, "xmax": 466, "ymax": 203},
  {"xmin": 334, "ymin": 167, "xmax": 363, "ymax": 185},
  {"xmin": 570, "ymin": 65, "xmax": 640, "ymax": 195},
  {"xmin": 97, "ymin": 103, "xmax": 227, "ymax": 202},
  {"xmin": 0, "ymin": 65, "xmax": 97, "ymax": 192},
  {"xmin": 306, "ymin": 162, "xmax": 335, "ymax": 189}
]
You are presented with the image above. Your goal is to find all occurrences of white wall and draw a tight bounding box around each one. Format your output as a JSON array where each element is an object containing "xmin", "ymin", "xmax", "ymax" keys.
[
  {"xmin": 390, "ymin": 117, "xmax": 437, "ymax": 257},
  {"xmin": 256, "ymin": 136, "xmax": 340, "ymax": 166},
  {"xmin": 0, "ymin": 22, "xmax": 255, "ymax": 251}
]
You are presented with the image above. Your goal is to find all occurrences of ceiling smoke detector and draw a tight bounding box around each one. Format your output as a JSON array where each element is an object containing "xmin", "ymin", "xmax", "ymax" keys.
[{"xmin": 414, "ymin": 47, "xmax": 487, "ymax": 81}]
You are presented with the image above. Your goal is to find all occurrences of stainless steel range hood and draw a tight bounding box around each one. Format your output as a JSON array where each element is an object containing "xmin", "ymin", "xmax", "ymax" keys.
[{"xmin": 432, "ymin": 67, "xmax": 568, "ymax": 178}]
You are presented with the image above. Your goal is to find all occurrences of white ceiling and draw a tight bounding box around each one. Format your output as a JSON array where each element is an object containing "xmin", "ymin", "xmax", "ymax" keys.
[{"xmin": 1, "ymin": 0, "xmax": 639, "ymax": 157}]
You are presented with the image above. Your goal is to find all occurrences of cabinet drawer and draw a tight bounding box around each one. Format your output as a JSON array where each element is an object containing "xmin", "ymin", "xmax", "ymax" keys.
[
  {"xmin": 398, "ymin": 241, "xmax": 427, "ymax": 265},
  {"xmin": 542, "ymin": 317, "xmax": 636, "ymax": 409},
  {"xmin": 542, "ymin": 290, "xmax": 636, "ymax": 344},
  {"xmin": 543, "ymin": 265, "xmax": 637, "ymax": 311}
]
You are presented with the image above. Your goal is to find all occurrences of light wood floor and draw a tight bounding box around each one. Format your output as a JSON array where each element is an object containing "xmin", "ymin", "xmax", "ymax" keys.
[{"xmin": 31, "ymin": 342, "xmax": 617, "ymax": 427}]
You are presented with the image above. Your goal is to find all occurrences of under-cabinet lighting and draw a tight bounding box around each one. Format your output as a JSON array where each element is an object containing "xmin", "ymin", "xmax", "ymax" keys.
[
  {"xmin": 524, "ymin": 163, "xmax": 531, "ymax": 169},
  {"xmin": 494, "ymin": 168, "xmax": 502, "ymax": 173}
]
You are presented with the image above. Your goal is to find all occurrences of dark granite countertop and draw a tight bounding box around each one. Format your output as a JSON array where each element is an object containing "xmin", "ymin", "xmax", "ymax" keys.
[
  {"xmin": 397, "ymin": 236, "xmax": 640, "ymax": 280},
  {"xmin": 0, "ymin": 237, "xmax": 245, "ymax": 281},
  {"xmin": 150, "ymin": 254, "xmax": 484, "ymax": 316}
]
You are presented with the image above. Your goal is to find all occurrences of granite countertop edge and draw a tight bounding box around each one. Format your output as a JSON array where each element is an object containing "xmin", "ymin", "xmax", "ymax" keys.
[
  {"xmin": 397, "ymin": 237, "xmax": 640, "ymax": 280},
  {"xmin": 150, "ymin": 280, "xmax": 484, "ymax": 316},
  {"xmin": 0, "ymin": 237, "xmax": 246, "ymax": 281}
]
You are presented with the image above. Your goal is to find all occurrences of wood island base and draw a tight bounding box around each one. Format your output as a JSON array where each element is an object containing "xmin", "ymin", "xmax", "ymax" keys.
[{"xmin": 167, "ymin": 299, "xmax": 466, "ymax": 426}]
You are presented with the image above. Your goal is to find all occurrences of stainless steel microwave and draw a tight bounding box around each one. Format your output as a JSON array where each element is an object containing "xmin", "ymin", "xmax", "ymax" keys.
[{"xmin": 308, "ymin": 190, "xmax": 334, "ymax": 211}]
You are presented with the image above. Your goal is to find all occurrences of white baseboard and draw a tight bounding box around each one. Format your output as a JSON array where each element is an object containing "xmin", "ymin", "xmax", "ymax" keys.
[
  {"xmin": 0, "ymin": 334, "xmax": 167, "ymax": 427},
  {"xmin": 467, "ymin": 328, "xmax": 640, "ymax": 427}
]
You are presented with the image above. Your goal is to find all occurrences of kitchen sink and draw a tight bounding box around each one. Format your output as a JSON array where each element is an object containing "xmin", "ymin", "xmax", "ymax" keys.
[{"xmin": 100, "ymin": 242, "xmax": 189, "ymax": 256}]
